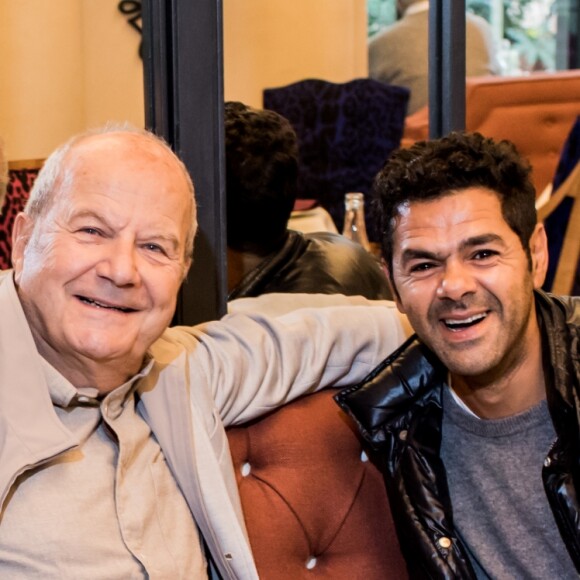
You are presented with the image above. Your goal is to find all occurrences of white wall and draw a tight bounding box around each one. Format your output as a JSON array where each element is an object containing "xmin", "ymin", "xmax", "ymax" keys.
[
  {"xmin": 224, "ymin": 0, "xmax": 368, "ymax": 107},
  {"xmin": 0, "ymin": 1, "xmax": 367, "ymax": 160},
  {"xmin": 0, "ymin": 0, "xmax": 144, "ymax": 161}
]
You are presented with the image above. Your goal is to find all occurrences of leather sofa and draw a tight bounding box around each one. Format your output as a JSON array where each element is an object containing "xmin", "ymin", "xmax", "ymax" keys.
[
  {"xmin": 227, "ymin": 389, "xmax": 408, "ymax": 579},
  {"xmin": 402, "ymin": 70, "xmax": 580, "ymax": 195}
]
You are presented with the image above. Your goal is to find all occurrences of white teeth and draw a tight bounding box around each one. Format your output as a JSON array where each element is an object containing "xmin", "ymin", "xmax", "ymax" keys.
[
  {"xmin": 80, "ymin": 297, "xmax": 129, "ymax": 312},
  {"xmin": 444, "ymin": 313, "xmax": 487, "ymax": 326}
]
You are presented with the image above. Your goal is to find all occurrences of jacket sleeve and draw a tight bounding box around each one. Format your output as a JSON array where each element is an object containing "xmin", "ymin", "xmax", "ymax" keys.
[{"xmin": 163, "ymin": 300, "xmax": 409, "ymax": 426}]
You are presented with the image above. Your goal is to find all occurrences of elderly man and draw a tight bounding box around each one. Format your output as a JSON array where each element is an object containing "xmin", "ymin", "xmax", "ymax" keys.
[
  {"xmin": 0, "ymin": 126, "xmax": 408, "ymax": 579},
  {"xmin": 337, "ymin": 132, "xmax": 580, "ymax": 578}
]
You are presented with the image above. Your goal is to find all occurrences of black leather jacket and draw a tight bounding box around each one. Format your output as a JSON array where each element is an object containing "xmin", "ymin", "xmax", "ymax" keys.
[
  {"xmin": 336, "ymin": 291, "xmax": 580, "ymax": 579},
  {"xmin": 228, "ymin": 230, "xmax": 391, "ymax": 301}
]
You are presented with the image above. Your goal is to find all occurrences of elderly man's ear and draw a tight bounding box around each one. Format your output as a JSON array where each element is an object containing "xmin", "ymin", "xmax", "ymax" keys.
[{"xmin": 11, "ymin": 212, "xmax": 34, "ymax": 276}]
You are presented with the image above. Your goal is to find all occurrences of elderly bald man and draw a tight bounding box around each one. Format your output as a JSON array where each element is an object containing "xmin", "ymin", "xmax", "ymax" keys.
[{"xmin": 0, "ymin": 126, "xmax": 408, "ymax": 579}]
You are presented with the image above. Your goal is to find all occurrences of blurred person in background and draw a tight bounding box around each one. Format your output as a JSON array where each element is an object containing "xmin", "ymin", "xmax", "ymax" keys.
[
  {"xmin": 225, "ymin": 101, "xmax": 391, "ymax": 301},
  {"xmin": 369, "ymin": 0, "xmax": 499, "ymax": 114}
]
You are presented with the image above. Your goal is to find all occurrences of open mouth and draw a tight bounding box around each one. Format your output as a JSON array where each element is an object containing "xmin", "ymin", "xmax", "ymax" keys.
[
  {"xmin": 442, "ymin": 312, "xmax": 488, "ymax": 331},
  {"xmin": 77, "ymin": 296, "xmax": 136, "ymax": 313}
]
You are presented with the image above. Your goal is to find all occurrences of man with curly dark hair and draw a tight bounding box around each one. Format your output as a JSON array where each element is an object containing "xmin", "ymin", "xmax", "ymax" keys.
[
  {"xmin": 224, "ymin": 101, "xmax": 391, "ymax": 301},
  {"xmin": 337, "ymin": 132, "xmax": 580, "ymax": 578}
]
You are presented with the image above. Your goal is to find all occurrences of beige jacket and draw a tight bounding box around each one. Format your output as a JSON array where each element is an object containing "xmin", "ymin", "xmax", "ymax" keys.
[{"xmin": 0, "ymin": 271, "xmax": 408, "ymax": 578}]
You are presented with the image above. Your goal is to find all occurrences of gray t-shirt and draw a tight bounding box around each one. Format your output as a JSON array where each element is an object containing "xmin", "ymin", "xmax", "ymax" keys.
[{"xmin": 440, "ymin": 387, "xmax": 578, "ymax": 579}]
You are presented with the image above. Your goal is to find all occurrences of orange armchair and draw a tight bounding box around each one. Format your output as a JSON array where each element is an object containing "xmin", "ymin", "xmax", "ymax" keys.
[{"xmin": 402, "ymin": 70, "xmax": 580, "ymax": 195}]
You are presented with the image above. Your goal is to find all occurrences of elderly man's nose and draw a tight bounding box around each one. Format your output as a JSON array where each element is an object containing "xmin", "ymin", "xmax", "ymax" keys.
[{"xmin": 96, "ymin": 243, "xmax": 140, "ymax": 286}]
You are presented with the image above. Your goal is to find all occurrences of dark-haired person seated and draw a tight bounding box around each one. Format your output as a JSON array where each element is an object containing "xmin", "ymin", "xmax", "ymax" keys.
[
  {"xmin": 337, "ymin": 132, "xmax": 580, "ymax": 579},
  {"xmin": 225, "ymin": 101, "xmax": 391, "ymax": 301}
]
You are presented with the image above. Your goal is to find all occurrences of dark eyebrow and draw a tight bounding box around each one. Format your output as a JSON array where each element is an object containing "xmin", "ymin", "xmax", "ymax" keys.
[
  {"xmin": 400, "ymin": 234, "xmax": 505, "ymax": 265},
  {"xmin": 400, "ymin": 248, "xmax": 442, "ymax": 265},
  {"xmin": 459, "ymin": 234, "xmax": 504, "ymax": 252}
]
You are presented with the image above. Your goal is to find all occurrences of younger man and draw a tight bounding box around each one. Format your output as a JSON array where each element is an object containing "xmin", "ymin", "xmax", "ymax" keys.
[{"xmin": 337, "ymin": 132, "xmax": 580, "ymax": 578}]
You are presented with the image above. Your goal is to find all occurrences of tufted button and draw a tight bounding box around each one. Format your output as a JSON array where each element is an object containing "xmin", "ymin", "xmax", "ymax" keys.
[
  {"xmin": 399, "ymin": 429, "xmax": 408, "ymax": 441},
  {"xmin": 241, "ymin": 462, "xmax": 251, "ymax": 477},
  {"xmin": 544, "ymin": 457, "xmax": 551, "ymax": 468},
  {"xmin": 360, "ymin": 450, "xmax": 369, "ymax": 462},
  {"xmin": 438, "ymin": 537, "xmax": 452, "ymax": 549},
  {"xmin": 306, "ymin": 557, "xmax": 317, "ymax": 570}
]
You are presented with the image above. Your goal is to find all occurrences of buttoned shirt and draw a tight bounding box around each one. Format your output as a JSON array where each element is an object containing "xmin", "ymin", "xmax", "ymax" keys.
[{"xmin": 0, "ymin": 358, "xmax": 206, "ymax": 579}]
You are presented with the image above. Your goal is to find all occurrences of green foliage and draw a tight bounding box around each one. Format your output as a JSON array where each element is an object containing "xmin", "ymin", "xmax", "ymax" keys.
[
  {"xmin": 367, "ymin": 0, "xmax": 557, "ymax": 72},
  {"xmin": 367, "ymin": 0, "xmax": 396, "ymax": 37},
  {"xmin": 503, "ymin": 0, "xmax": 556, "ymax": 71}
]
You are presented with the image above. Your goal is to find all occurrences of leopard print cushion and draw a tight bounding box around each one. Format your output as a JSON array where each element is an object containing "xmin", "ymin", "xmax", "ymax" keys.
[
  {"xmin": 263, "ymin": 78, "xmax": 410, "ymax": 241},
  {"xmin": 0, "ymin": 168, "xmax": 39, "ymax": 270}
]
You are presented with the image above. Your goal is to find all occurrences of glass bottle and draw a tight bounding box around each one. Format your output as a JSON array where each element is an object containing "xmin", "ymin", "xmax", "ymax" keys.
[{"xmin": 342, "ymin": 192, "xmax": 371, "ymax": 252}]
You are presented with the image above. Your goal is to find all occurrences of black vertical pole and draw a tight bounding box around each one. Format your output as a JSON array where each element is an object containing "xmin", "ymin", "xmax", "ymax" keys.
[
  {"xmin": 142, "ymin": 0, "xmax": 227, "ymax": 325},
  {"xmin": 429, "ymin": 0, "xmax": 466, "ymax": 138}
]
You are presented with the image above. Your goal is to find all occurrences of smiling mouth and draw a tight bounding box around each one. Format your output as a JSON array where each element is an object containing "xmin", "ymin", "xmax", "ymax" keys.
[
  {"xmin": 77, "ymin": 296, "xmax": 136, "ymax": 313},
  {"xmin": 442, "ymin": 312, "xmax": 488, "ymax": 331}
]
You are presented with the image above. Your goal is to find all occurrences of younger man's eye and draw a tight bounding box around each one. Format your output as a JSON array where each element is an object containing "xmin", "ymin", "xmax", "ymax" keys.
[
  {"xmin": 410, "ymin": 262, "xmax": 434, "ymax": 273},
  {"xmin": 473, "ymin": 249, "xmax": 498, "ymax": 260}
]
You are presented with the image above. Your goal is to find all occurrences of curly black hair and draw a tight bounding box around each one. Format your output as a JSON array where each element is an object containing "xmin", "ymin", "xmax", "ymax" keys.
[
  {"xmin": 372, "ymin": 131, "xmax": 537, "ymax": 272},
  {"xmin": 225, "ymin": 101, "xmax": 299, "ymax": 253}
]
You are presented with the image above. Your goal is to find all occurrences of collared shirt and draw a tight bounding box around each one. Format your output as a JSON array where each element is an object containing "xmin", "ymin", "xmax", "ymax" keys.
[
  {"xmin": 404, "ymin": 0, "xmax": 429, "ymax": 17},
  {"xmin": 0, "ymin": 358, "xmax": 207, "ymax": 579}
]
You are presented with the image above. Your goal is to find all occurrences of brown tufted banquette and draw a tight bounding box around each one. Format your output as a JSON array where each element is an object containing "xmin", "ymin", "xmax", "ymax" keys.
[{"xmin": 226, "ymin": 389, "xmax": 408, "ymax": 579}]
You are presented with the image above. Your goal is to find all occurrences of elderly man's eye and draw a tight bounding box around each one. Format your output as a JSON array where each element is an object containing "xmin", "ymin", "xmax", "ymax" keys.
[
  {"xmin": 144, "ymin": 243, "xmax": 166, "ymax": 254},
  {"xmin": 79, "ymin": 227, "xmax": 102, "ymax": 236}
]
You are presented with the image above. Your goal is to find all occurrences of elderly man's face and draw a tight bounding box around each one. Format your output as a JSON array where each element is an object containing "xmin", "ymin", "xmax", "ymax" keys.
[{"xmin": 12, "ymin": 134, "xmax": 193, "ymax": 388}]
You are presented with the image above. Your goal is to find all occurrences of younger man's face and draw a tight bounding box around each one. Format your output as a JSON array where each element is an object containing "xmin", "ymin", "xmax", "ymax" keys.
[{"xmin": 389, "ymin": 187, "xmax": 548, "ymax": 385}]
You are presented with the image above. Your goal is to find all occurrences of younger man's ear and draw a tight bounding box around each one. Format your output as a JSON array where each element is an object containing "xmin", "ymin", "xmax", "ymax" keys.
[
  {"xmin": 11, "ymin": 212, "xmax": 34, "ymax": 279},
  {"xmin": 529, "ymin": 222, "xmax": 549, "ymax": 290}
]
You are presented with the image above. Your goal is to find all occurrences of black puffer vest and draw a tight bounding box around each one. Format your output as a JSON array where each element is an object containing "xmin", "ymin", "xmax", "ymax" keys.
[
  {"xmin": 228, "ymin": 231, "xmax": 391, "ymax": 301},
  {"xmin": 336, "ymin": 291, "xmax": 580, "ymax": 579}
]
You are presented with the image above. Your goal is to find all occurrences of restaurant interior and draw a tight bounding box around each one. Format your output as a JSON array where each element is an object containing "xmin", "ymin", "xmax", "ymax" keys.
[{"xmin": 1, "ymin": 2, "xmax": 579, "ymax": 576}]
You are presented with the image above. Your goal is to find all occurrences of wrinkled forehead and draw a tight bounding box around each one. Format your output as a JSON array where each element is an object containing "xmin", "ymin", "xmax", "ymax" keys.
[
  {"xmin": 61, "ymin": 134, "xmax": 192, "ymax": 204},
  {"xmin": 46, "ymin": 133, "xmax": 195, "ymax": 232},
  {"xmin": 68, "ymin": 133, "xmax": 181, "ymax": 174}
]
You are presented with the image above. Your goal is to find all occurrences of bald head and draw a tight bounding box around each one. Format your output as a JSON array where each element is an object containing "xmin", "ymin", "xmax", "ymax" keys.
[{"xmin": 25, "ymin": 126, "xmax": 197, "ymax": 260}]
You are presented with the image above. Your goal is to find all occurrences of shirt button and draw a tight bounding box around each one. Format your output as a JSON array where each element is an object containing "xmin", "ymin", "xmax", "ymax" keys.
[
  {"xmin": 399, "ymin": 430, "xmax": 408, "ymax": 441},
  {"xmin": 544, "ymin": 457, "xmax": 551, "ymax": 468},
  {"xmin": 438, "ymin": 537, "xmax": 452, "ymax": 549}
]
